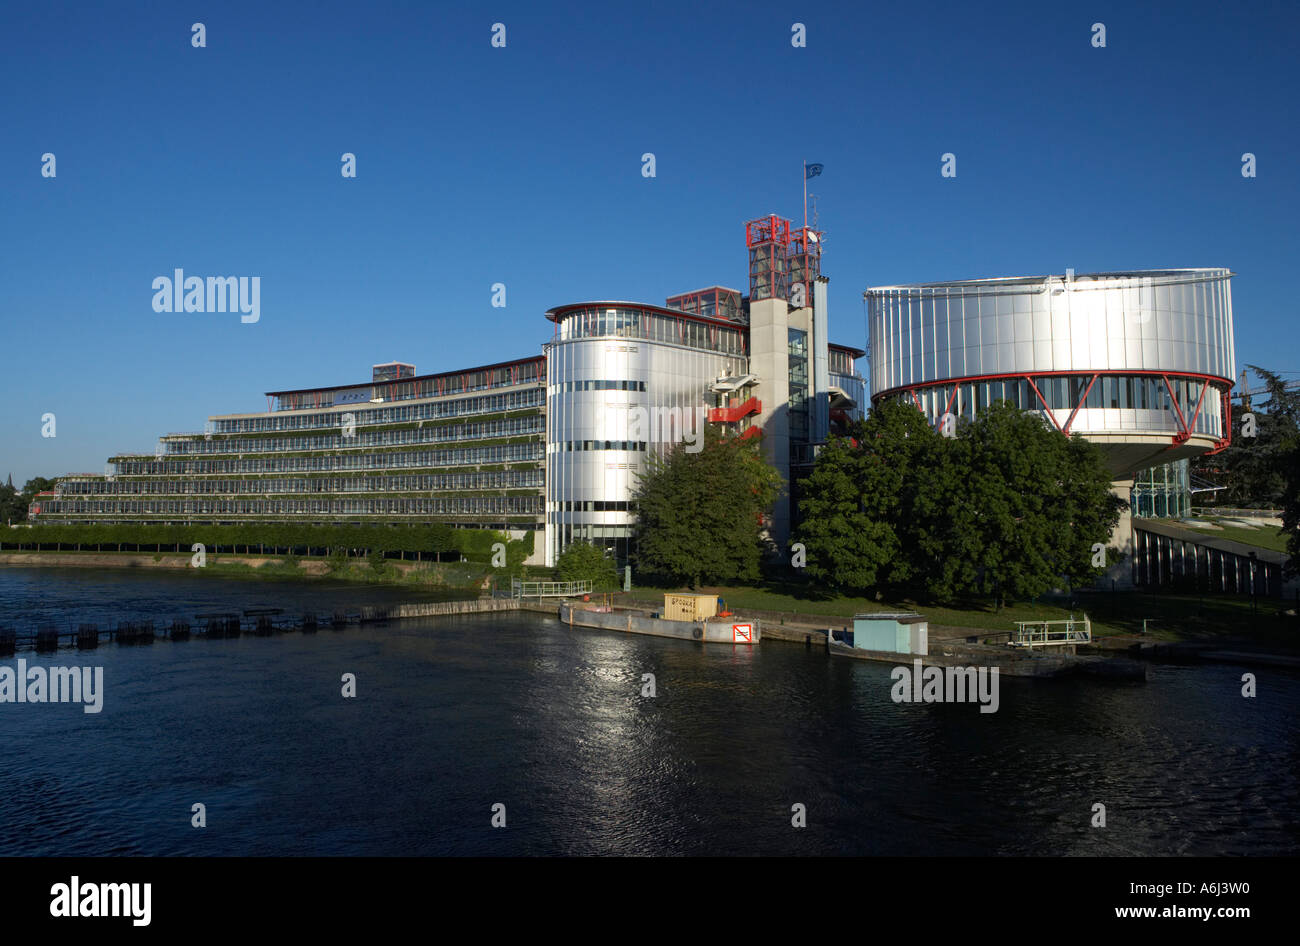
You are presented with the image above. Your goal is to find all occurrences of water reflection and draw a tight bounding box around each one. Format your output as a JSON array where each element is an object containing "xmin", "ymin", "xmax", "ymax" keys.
[{"xmin": 0, "ymin": 568, "xmax": 1296, "ymax": 856}]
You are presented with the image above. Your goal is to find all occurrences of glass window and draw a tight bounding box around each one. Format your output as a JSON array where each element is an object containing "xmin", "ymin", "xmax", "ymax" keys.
[{"xmin": 1086, "ymin": 376, "xmax": 1103, "ymax": 409}]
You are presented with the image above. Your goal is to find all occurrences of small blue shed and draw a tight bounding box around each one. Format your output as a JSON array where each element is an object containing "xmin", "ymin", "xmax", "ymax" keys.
[{"xmin": 851, "ymin": 612, "xmax": 928, "ymax": 655}]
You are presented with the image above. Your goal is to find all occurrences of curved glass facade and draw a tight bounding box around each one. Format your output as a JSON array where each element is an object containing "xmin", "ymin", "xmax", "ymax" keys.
[
  {"xmin": 545, "ymin": 303, "xmax": 750, "ymax": 566},
  {"xmin": 553, "ymin": 304, "xmax": 747, "ymax": 355},
  {"xmin": 868, "ymin": 270, "xmax": 1234, "ymax": 391},
  {"xmin": 866, "ymin": 269, "xmax": 1236, "ymax": 474},
  {"xmin": 904, "ymin": 373, "xmax": 1225, "ymax": 438}
]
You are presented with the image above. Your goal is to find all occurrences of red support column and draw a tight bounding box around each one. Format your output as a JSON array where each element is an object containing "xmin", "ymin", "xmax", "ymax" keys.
[
  {"xmin": 1063, "ymin": 373, "xmax": 1100, "ymax": 434},
  {"xmin": 1162, "ymin": 374, "xmax": 1190, "ymax": 440},
  {"xmin": 1024, "ymin": 376, "xmax": 1063, "ymax": 432},
  {"xmin": 1183, "ymin": 379, "xmax": 1210, "ymax": 439}
]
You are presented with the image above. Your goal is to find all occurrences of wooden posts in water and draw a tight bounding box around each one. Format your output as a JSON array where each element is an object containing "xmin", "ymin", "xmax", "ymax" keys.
[
  {"xmin": 244, "ymin": 608, "xmax": 283, "ymax": 636},
  {"xmin": 200, "ymin": 614, "xmax": 241, "ymax": 639},
  {"xmin": 35, "ymin": 627, "xmax": 60, "ymax": 653},
  {"xmin": 116, "ymin": 620, "xmax": 156, "ymax": 645},
  {"xmin": 0, "ymin": 598, "xmax": 514, "ymax": 653}
]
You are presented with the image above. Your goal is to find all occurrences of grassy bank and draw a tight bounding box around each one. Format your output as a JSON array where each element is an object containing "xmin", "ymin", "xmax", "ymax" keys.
[
  {"xmin": 6, "ymin": 549, "xmax": 1295, "ymax": 646},
  {"xmin": 1189, "ymin": 518, "xmax": 1290, "ymax": 553},
  {"xmin": 623, "ymin": 581, "xmax": 1298, "ymax": 647}
]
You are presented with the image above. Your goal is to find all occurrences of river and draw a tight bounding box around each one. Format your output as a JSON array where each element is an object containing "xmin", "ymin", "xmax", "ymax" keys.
[{"xmin": 1, "ymin": 567, "xmax": 1296, "ymax": 855}]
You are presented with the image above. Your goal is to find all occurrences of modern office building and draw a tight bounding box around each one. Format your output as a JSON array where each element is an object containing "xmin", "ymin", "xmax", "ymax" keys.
[
  {"xmin": 31, "ymin": 214, "xmax": 867, "ymax": 567},
  {"xmin": 865, "ymin": 268, "xmax": 1236, "ymax": 563},
  {"xmin": 34, "ymin": 356, "xmax": 551, "ymax": 552}
]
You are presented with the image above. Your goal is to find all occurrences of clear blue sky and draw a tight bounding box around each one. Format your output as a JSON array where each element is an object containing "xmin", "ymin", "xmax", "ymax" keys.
[{"xmin": 3, "ymin": 0, "xmax": 1297, "ymax": 486}]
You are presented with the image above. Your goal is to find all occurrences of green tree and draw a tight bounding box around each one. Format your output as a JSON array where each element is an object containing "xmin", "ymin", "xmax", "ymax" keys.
[
  {"xmin": 795, "ymin": 399, "xmax": 1123, "ymax": 607},
  {"xmin": 555, "ymin": 540, "xmax": 619, "ymax": 590},
  {"xmin": 632, "ymin": 426, "xmax": 782, "ymax": 587},
  {"xmin": 1281, "ymin": 441, "xmax": 1300, "ymax": 578},
  {"xmin": 796, "ymin": 400, "xmax": 937, "ymax": 592},
  {"xmin": 1, "ymin": 474, "xmax": 56, "ymax": 525},
  {"xmin": 1241, "ymin": 369, "xmax": 1300, "ymax": 576},
  {"xmin": 1191, "ymin": 365, "xmax": 1299, "ymax": 508},
  {"xmin": 926, "ymin": 402, "xmax": 1123, "ymax": 608},
  {"xmin": 0, "ymin": 475, "xmax": 21, "ymax": 525}
]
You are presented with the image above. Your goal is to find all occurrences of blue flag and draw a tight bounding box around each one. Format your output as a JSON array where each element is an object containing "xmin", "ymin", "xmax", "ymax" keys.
[{"xmin": 805, "ymin": 163, "xmax": 823, "ymax": 180}]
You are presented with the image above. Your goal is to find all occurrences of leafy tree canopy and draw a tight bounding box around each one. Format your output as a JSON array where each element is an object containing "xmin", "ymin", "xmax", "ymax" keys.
[
  {"xmin": 796, "ymin": 399, "xmax": 1124, "ymax": 607},
  {"xmin": 555, "ymin": 540, "xmax": 620, "ymax": 590},
  {"xmin": 1191, "ymin": 365, "xmax": 1299, "ymax": 508},
  {"xmin": 633, "ymin": 426, "xmax": 782, "ymax": 588}
]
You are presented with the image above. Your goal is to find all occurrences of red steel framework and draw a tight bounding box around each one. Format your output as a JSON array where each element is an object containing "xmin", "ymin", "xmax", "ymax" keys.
[
  {"xmin": 745, "ymin": 214, "xmax": 791, "ymax": 302},
  {"xmin": 876, "ymin": 369, "xmax": 1235, "ymax": 454},
  {"xmin": 787, "ymin": 226, "xmax": 822, "ymax": 306},
  {"xmin": 665, "ymin": 286, "xmax": 744, "ymax": 322}
]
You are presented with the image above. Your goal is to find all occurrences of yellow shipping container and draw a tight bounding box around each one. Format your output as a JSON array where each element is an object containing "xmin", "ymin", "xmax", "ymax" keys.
[{"xmin": 663, "ymin": 593, "xmax": 718, "ymax": 622}]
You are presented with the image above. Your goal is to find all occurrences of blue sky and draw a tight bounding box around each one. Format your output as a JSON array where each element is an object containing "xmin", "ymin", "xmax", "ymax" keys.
[{"xmin": 2, "ymin": 0, "xmax": 1297, "ymax": 485}]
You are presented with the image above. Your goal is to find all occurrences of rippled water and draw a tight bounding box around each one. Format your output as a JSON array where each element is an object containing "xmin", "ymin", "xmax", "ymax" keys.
[{"xmin": 1, "ymin": 567, "xmax": 1296, "ymax": 855}]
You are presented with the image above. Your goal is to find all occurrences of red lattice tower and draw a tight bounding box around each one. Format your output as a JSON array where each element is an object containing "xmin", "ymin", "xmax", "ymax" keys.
[{"xmin": 745, "ymin": 215, "xmax": 791, "ymax": 302}]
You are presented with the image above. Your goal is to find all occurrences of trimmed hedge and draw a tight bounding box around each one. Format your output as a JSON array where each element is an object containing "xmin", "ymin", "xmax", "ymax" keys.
[{"xmin": 1, "ymin": 522, "xmax": 532, "ymax": 563}]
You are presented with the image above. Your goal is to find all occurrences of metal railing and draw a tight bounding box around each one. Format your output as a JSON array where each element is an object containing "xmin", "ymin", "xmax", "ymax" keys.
[
  {"xmin": 510, "ymin": 579, "xmax": 593, "ymax": 598},
  {"xmin": 1191, "ymin": 507, "xmax": 1283, "ymax": 518},
  {"xmin": 1010, "ymin": 614, "xmax": 1091, "ymax": 648}
]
